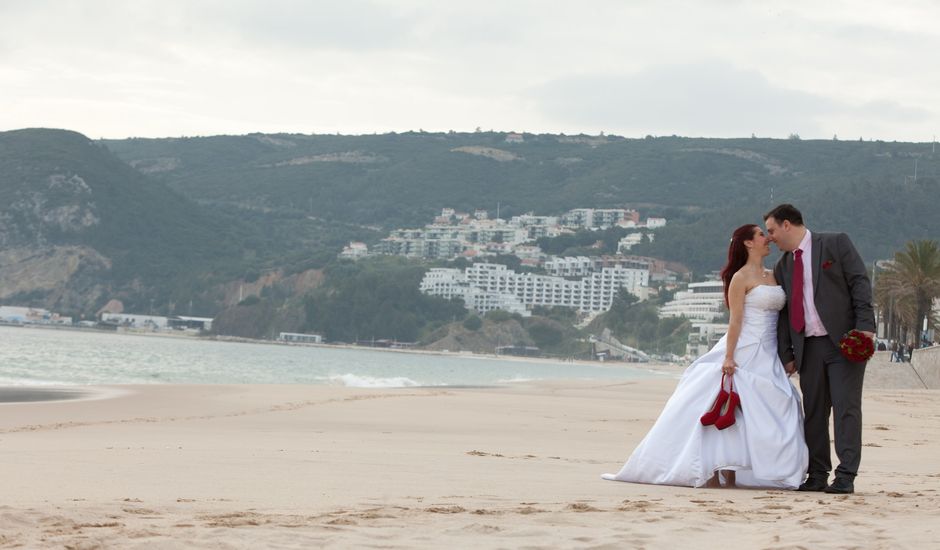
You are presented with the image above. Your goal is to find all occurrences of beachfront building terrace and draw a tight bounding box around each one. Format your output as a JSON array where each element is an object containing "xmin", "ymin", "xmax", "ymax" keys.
[
  {"xmin": 0, "ymin": 306, "xmax": 72, "ymax": 325},
  {"xmin": 658, "ymin": 280, "xmax": 726, "ymax": 322},
  {"xmin": 101, "ymin": 312, "xmax": 170, "ymax": 329},
  {"xmin": 278, "ymin": 332, "xmax": 324, "ymax": 344}
]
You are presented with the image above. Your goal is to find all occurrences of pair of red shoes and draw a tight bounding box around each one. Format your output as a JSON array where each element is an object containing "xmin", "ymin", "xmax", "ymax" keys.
[{"xmin": 700, "ymin": 373, "xmax": 741, "ymax": 430}]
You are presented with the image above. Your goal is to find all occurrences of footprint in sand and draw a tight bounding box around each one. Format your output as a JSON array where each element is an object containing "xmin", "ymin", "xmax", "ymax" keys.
[
  {"xmin": 462, "ymin": 524, "xmax": 502, "ymax": 534},
  {"xmin": 618, "ymin": 500, "xmax": 657, "ymax": 512},
  {"xmin": 425, "ymin": 506, "xmax": 466, "ymax": 514},
  {"xmin": 122, "ymin": 508, "xmax": 160, "ymax": 515},
  {"xmin": 566, "ymin": 503, "xmax": 602, "ymax": 512}
]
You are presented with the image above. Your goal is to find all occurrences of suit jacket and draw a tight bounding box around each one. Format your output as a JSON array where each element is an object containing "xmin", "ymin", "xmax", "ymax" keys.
[{"xmin": 773, "ymin": 231, "xmax": 876, "ymax": 371}]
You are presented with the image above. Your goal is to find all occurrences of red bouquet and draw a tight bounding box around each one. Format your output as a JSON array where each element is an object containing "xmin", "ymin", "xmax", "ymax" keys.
[{"xmin": 840, "ymin": 330, "xmax": 875, "ymax": 363}]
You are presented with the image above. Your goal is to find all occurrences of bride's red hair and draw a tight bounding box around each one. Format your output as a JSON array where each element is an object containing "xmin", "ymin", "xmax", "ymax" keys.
[{"xmin": 720, "ymin": 224, "xmax": 759, "ymax": 308}]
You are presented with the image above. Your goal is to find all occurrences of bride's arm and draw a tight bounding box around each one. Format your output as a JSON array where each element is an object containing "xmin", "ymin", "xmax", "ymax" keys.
[{"xmin": 722, "ymin": 274, "xmax": 747, "ymax": 375}]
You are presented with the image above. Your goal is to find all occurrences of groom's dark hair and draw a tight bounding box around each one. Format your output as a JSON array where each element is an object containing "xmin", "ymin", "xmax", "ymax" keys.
[{"xmin": 764, "ymin": 203, "xmax": 804, "ymax": 225}]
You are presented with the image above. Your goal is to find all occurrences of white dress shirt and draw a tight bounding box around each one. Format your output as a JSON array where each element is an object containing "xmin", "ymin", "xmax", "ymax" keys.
[{"xmin": 797, "ymin": 229, "xmax": 827, "ymax": 337}]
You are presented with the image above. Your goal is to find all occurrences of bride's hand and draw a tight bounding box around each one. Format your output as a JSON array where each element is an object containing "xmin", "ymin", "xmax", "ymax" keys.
[{"xmin": 721, "ymin": 357, "xmax": 736, "ymax": 375}]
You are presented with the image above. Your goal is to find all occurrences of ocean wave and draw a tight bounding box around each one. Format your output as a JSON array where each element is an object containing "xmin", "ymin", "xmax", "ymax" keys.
[
  {"xmin": 0, "ymin": 377, "xmax": 78, "ymax": 386},
  {"xmin": 496, "ymin": 376, "xmax": 541, "ymax": 384},
  {"xmin": 322, "ymin": 373, "xmax": 424, "ymax": 388}
]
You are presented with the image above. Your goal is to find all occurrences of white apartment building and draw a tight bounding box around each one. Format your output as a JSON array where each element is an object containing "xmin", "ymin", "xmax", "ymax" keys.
[
  {"xmin": 422, "ymin": 262, "xmax": 649, "ymax": 314},
  {"xmin": 646, "ymin": 217, "xmax": 667, "ymax": 229},
  {"xmin": 513, "ymin": 245, "xmax": 545, "ymax": 263},
  {"xmin": 544, "ymin": 256, "xmax": 651, "ymax": 284},
  {"xmin": 618, "ymin": 233, "xmax": 644, "ymax": 252},
  {"xmin": 278, "ymin": 332, "xmax": 324, "ymax": 344},
  {"xmin": 419, "ymin": 268, "xmax": 529, "ymax": 316},
  {"xmin": 378, "ymin": 219, "xmax": 529, "ymax": 260},
  {"xmin": 543, "ymin": 256, "xmax": 596, "ymax": 277},
  {"xmin": 339, "ymin": 242, "xmax": 369, "ymax": 260},
  {"xmin": 659, "ymin": 280, "xmax": 726, "ymax": 322},
  {"xmin": 560, "ymin": 208, "xmax": 639, "ymax": 229},
  {"xmin": 509, "ymin": 213, "xmax": 561, "ymax": 239},
  {"xmin": 687, "ymin": 321, "xmax": 730, "ymax": 357}
]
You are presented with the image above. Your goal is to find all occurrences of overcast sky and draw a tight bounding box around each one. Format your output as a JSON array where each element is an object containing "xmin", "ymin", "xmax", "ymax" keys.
[{"xmin": 2, "ymin": 0, "xmax": 938, "ymax": 140}]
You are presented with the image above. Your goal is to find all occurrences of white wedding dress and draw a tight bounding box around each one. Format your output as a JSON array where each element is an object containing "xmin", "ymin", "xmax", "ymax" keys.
[{"xmin": 602, "ymin": 285, "xmax": 808, "ymax": 488}]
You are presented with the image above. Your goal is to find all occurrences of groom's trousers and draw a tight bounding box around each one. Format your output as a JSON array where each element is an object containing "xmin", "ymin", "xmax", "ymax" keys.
[{"xmin": 800, "ymin": 336, "xmax": 866, "ymax": 480}]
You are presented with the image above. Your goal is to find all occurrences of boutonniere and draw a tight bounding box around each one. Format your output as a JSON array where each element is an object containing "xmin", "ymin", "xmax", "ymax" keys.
[{"xmin": 822, "ymin": 260, "xmax": 835, "ymax": 270}]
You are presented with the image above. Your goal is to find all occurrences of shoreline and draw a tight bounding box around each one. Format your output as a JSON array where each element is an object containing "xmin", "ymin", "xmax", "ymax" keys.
[
  {"xmin": 3, "ymin": 323, "xmax": 681, "ymax": 372},
  {"xmin": 0, "ymin": 386, "xmax": 130, "ymax": 406},
  {"xmin": 0, "ymin": 386, "xmax": 88, "ymax": 404}
]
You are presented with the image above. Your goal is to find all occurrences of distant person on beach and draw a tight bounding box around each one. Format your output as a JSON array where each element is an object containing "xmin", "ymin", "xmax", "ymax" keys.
[{"xmin": 602, "ymin": 223, "xmax": 808, "ymax": 489}]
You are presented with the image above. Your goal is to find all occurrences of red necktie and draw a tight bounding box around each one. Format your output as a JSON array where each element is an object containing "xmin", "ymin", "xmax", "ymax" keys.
[{"xmin": 790, "ymin": 249, "xmax": 805, "ymax": 333}]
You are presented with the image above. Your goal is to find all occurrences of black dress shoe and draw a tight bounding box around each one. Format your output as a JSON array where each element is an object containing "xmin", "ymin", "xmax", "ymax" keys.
[
  {"xmin": 797, "ymin": 477, "xmax": 828, "ymax": 492},
  {"xmin": 824, "ymin": 477, "xmax": 855, "ymax": 494}
]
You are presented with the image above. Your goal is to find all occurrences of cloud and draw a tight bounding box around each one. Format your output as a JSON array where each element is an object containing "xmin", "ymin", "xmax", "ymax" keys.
[
  {"xmin": 531, "ymin": 61, "xmax": 837, "ymax": 137},
  {"xmin": 1, "ymin": 1, "xmax": 938, "ymax": 139},
  {"xmin": 193, "ymin": 0, "xmax": 416, "ymax": 52},
  {"xmin": 531, "ymin": 61, "xmax": 935, "ymax": 138}
]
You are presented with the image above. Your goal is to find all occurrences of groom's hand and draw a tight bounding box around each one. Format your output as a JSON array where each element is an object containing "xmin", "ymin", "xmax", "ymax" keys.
[
  {"xmin": 784, "ymin": 361, "xmax": 797, "ymax": 376},
  {"xmin": 860, "ymin": 330, "xmax": 875, "ymax": 340}
]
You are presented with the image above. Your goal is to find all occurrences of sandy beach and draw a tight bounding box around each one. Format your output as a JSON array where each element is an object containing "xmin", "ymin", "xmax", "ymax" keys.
[{"xmin": 1, "ymin": 379, "xmax": 938, "ymax": 549}]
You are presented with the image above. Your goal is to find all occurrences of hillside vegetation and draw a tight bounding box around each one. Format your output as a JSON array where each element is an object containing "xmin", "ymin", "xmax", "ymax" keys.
[{"xmin": 104, "ymin": 131, "xmax": 940, "ymax": 274}]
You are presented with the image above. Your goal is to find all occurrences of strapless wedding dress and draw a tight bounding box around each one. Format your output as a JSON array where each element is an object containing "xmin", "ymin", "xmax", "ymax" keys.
[{"xmin": 602, "ymin": 285, "xmax": 808, "ymax": 488}]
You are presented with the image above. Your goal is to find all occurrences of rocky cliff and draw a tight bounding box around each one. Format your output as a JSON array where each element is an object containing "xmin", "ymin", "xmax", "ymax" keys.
[{"xmin": 0, "ymin": 129, "xmax": 250, "ymax": 315}]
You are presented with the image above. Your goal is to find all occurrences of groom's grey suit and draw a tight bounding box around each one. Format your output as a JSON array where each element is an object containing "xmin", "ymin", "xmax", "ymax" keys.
[{"xmin": 774, "ymin": 231, "xmax": 875, "ymax": 481}]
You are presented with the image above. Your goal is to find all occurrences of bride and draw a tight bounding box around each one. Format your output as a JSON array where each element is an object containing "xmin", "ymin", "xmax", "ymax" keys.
[{"xmin": 602, "ymin": 224, "xmax": 808, "ymax": 488}]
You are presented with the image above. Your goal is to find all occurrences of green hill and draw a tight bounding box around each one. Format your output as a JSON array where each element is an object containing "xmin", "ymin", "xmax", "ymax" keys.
[
  {"xmin": 4, "ymin": 127, "xmax": 937, "ymax": 327},
  {"xmin": 104, "ymin": 132, "xmax": 940, "ymax": 273}
]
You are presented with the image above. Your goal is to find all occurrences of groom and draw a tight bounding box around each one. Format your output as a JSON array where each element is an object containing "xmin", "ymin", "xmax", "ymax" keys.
[{"xmin": 764, "ymin": 204, "xmax": 875, "ymax": 495}]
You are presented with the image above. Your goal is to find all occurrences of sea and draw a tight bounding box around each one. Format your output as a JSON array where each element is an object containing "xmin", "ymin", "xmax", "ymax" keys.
[{"xmin": 0, "ymin": 326, "xmax": 665, "ymax": 388}]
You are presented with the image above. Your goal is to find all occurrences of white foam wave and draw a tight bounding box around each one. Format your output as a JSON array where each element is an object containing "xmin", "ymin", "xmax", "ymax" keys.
[
  {"xmin": 496, "ymin": 376, "xmax": 540, "ymax": 384},
  {"xmin": 0, "ymin": 377, "xmax": 78, "ymax": 386},
  {"xmin": 323, "ymin": 373, "xmax": 423, "ymax": 388}
]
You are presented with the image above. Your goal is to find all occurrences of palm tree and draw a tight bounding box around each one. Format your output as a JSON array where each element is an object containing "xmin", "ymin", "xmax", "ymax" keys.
[{"xmin": 875, "ymin": 240, "xmax": 940, "ymax": 346}]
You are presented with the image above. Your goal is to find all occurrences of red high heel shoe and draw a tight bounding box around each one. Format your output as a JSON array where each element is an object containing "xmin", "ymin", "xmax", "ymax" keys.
[
  {"xmin": 700, "ymin": 374, "xmax": 730, "ymax": 426},
  {"xmin": 714, "ymin": 376, "xmax": 741, "ymax": 430}
]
